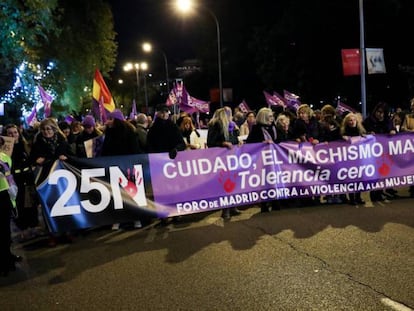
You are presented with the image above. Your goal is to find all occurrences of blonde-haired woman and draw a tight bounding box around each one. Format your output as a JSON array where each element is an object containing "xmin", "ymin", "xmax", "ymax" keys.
[
  {"xmin": 246, "ymin": 107, "xmax": 277, "ymax": 144},
  {"xmin": 341, "ymin": 113, "xmax": 366, "ymax": 205},
  {"xmin": 207, "ymin": 107, "xmax": 241, "ymax": 219},
  {"xmin": 179, "ymin": 116, "xmax": 202, "ymax": 150},
  {"xmin": 246, "ymin": 107, "xmax": 280, "ymax": 212},
  {"xmin": 275, "ymin": 113, "xmax": 294, "ymax": 142},
  {"xmin": 207, "ymin": 107, "xmax": 239, "ymax": 149},
  {"xmin": 292, "ymin": 104, "xmax": 322, "ymax": 145}
]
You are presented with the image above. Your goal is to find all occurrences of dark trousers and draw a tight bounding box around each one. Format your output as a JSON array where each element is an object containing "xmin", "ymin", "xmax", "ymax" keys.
[{"xmin": 0, "ymin": 190, "xmax": 13, "ymax": 267}]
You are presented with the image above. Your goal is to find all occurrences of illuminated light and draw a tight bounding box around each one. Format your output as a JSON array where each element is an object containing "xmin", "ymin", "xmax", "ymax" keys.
[{"xmin": 176, "ymin": 0, "xmax": 193, "ymax": 12}]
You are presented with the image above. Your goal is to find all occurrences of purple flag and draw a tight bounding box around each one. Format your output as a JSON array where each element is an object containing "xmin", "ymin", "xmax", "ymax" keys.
[
  {"xmin": 99, "ymin": 96, "xmax": 107, "ymax": 123},
  {"xmin": 263, "ymin": 91, "xmax": 286, "ymax": 108},
  {"xmin": 130, "ymin": 99, "xmax": 137, "ymax": 119},
  {"xmin": 180, "ymin": 96, "xmax": 210, "ymax": 114},
  {"xmin": 283, "ymin": 90, "xmax": 301, "ymax": 111},
  {"xmin": 336, "ymin": 101, "xmax": 357, "ymax": 115},
  {"xmin": 238, "ymin": 100, "xmax": 251, "ymax": 113},
  {"xmin": 166, "ymin": 90, "xmax": 177, "ymax": 106},
  {"xmin": 92, "ymin": 95, "xmax": 109, "ymax": 123},
  {"xmin": 38, "ymin": 85, "xmax": 53, "ymax": 118},
  {"xmin": 175, "ymin": 81, "xmax": 189, "ymax": 106},
  {"xmin": 166, "ymin": 81, "xmax": 190, "ymax": 107},
  {"xmin": 26, "ymin": 104, "xmax": 37, "ymax": 126}
]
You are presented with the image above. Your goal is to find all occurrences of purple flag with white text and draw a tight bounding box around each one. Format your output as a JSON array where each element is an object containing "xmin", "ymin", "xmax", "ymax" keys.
[
  {"xmin": 263, "ymin": 91, "xmax": 286, "ymax": 108},
  {"xmin": 238, "ymin": 100, "xmax": 251, "ymax": 113},
  {"xmin": 166, "ymin": 81, "xmax": 190, "ymax": 107},
  {"xmin": 336, "ymin": 101, "xmax": 357, "ymax": 115},
  {"xmin": 180, "ymin": 96, "xmax": 210, "ymax": 114},
  {"xmin": 283, "ymin": 90, "xmax": 301, "ymax": 111}
]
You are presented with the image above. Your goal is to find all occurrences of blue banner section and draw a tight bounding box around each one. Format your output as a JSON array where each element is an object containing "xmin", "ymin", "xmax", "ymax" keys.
[{"xmin": 36, "ymin": 133, "xmax": 414, "ymax": 233}]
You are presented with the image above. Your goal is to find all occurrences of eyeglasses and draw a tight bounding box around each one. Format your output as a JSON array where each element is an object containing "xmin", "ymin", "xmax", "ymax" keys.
[{"xmin": 41, "ymin": 127, "xmax": 54, "ymax": 131}]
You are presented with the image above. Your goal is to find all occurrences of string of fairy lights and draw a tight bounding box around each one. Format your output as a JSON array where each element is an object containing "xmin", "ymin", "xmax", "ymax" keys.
[{"xmin": 0, "ymin": 61, "xmax": 56, "ymax": 119}]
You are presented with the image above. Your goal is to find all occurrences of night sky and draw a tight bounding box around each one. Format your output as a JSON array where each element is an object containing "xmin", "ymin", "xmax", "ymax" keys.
[
  {"xmin": 109, "ymin": 0, "xmax": 414, "ymax": 108},
  {"xmin": 108, "ymin": 0, "xmax": 286, "ymax": 70},
  {"xmin": 109, "ymin": 0, "xmax": 199, "ymax": 68}
]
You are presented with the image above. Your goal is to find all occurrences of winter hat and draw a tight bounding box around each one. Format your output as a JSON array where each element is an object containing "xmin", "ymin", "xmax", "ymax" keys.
[
  {"xmin": 82, "ymin": 115, "xmax": 96, "ymax": 128},
  {"xmin": 108, "ymin": 109, "xmax": 125, "ymax": 121}
]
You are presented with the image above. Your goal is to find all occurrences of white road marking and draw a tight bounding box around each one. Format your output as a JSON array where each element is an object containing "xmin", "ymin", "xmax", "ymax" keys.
[{"xmin": 381, "ymin": 298, "xmax": 413, "ymax": 311}]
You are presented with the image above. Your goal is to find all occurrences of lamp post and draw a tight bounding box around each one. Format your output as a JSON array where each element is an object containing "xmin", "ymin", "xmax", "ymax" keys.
[
  {"xmin": 359, "ymin": 0, "xmax": 367, "ymax": 118},
  {"xmin": 140, "ymin": 63, "xmax": 149, "ymax": 113},
  {"xmin": 123, "ymin": 61, "xmax": 148, "ymax": 111},
  {"xmin": 175, "ymin": 0, "xmax": 223, "ymax": 107},
  {"xmin": 142, "ymin": 42, "xmax": 170, "ymax": 95}
]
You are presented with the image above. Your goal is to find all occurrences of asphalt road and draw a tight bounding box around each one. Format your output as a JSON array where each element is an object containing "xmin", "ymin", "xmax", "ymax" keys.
[{"xmin": 1, "ymin": 189, "xmax": 414, "ymax": 311}]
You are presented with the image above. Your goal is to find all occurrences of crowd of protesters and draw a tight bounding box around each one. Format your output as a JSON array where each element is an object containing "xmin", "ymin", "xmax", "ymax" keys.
[{"xmin": 1, "ymin": 97, "xmax": 414, "ymax": 276}]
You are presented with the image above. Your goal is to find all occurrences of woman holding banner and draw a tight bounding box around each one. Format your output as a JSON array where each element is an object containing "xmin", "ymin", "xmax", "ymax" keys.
[
  {"xmin": 207, "ymin": 107, "xmax": 242, "ymax": 220},
  {"xmin": 30, "ymin": 118, "xmax": 70, "ymax": 185},
  {"xmin": 363, "ymin": 102, "xmax": 398, "ymax": 201},
  {"xmin": 30, "ymin": 118, "xmax": 71, "ymax": 246},
  {"xmin": 341, "ymin": 113, "xmax": 366, "ymax": 205},
  {"xmin": 246, "ymin": 107, "xmax": 281, "ymax": 212}
]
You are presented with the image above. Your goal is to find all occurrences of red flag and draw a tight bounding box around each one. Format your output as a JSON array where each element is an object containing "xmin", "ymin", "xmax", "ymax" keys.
[
  {"xmin": 341, "ymin": 49, "xmax": 360, "ymax": 76},
  {"xmin": 92, "ymin": 69, "xmax": 115, "ymax": 112}
]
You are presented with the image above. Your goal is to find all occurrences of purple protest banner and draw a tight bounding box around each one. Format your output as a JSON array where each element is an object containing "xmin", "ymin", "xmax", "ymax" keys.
[
  {"xmin": 37, "ymin": 133, "xmax": 414, "ymax": 232},
  {"xmin": 149, "ymin": 133, "xmax": 414, "ymax": 217}
]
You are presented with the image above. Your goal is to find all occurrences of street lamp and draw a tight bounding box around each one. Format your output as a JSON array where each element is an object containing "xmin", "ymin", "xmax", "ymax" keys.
[
  {"xmin": 142, "ymin": 42, "xmax": 170, "ymax": 96},
  {"xmin": 175, "ymin": 0, "xmax": 223, "ymax": 107},
  {"xmin": 123, "ymin": 61, "xmax": 148, "ymax": 111},
  {"xmin": 140, "ymin": 62, "xmax": 149, "ymax": 113}
]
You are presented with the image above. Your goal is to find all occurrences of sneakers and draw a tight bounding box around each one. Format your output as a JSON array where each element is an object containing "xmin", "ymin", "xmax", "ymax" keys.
[
  {"xmin": 133, "ymin": 221, "xmax": 142, "ymax": 229},
  {"xmin": 111, "ymin": 223, "xmax": 120, "ymax": 230}
]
